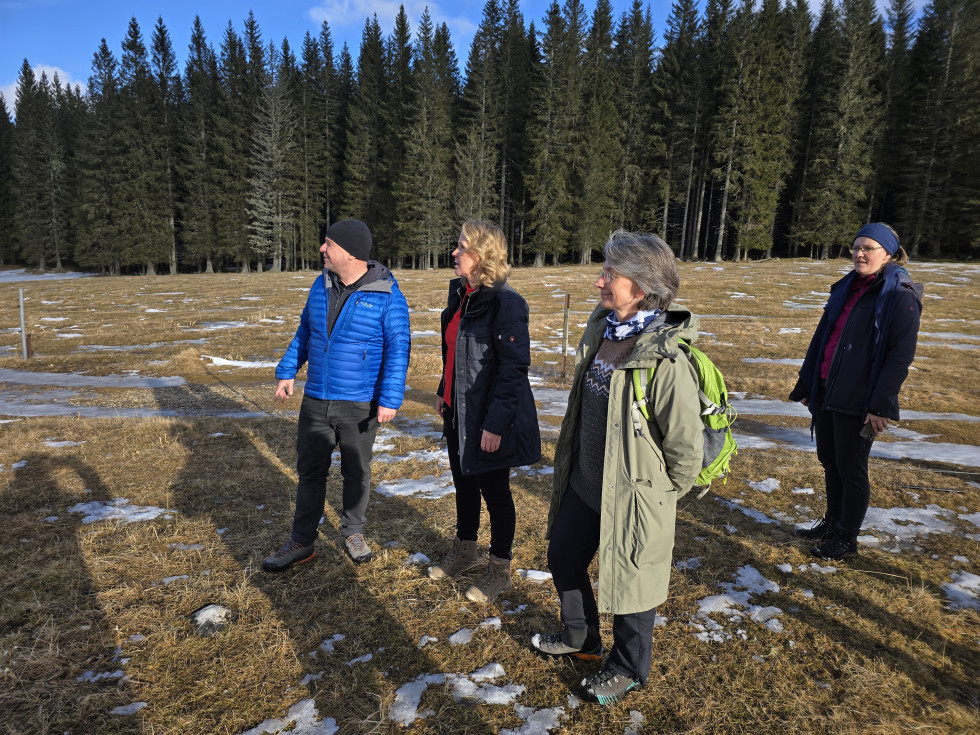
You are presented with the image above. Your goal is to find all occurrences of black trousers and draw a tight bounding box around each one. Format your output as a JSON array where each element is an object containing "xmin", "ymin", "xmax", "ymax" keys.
[
  {"xmin": 445, "ymin": 416, "xmax": 515, "ymax": 559},
  {"xmin": 290, "ymin": 394, "xmax": 378, "ymax": 545},
  {"xmin": 547, "ymin": 488, "xmax": 656, "ymax": 684},
  {"xmin": 814, "ymin": 407, "xmax": 873, "ymax": 540}
]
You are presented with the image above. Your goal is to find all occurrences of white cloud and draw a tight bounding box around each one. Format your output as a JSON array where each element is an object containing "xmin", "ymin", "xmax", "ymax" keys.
[
  {"xmin": 1, "ymin": 64, "xmax": 86, "ymax": 115},
  {"xmin": 307, "ymin": 0, "xmax": 476, "ymax": 52}
]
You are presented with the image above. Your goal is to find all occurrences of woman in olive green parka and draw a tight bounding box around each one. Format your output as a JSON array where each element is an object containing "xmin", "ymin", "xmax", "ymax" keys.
[{"xmin": 533, "ymin": 230, "xmax": 704, "ymax": 706}]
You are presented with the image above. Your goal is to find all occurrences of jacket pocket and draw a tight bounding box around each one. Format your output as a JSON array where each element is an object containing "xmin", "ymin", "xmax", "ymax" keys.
[{"xmin": 628, "ymin": 480, "xmax": 677, "ymax": 570}]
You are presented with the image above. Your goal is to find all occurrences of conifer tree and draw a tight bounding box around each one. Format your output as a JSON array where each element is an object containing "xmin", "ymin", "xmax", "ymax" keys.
[
  {"xmin": 341, "ymin": 17, "xmax": 388, "ymax": 252},
  {"xmin": 215, "ymin": 22, "xmax": 252, "ymax": 271},
  {"xmin": 246, "ymin": 42, "xmax": 298, "ymax": 273},
  {"xmin": 76, "ymin": 41, "xmax": 123, "ymax": 273},
  {"xmin": 393, "ymin": 10, "xmax": 457, "ymax": 268},
  {"xmin": 0, "ymin": 96, "xmax": 14, "ymax": 265},
  {"xmin": 613, "ymin": 0, "xmax": 657, "ymax": 233},
  {"xmin": 180, "ymin": 17, "xmax": 223, "ymax": 273},
  {"xmin": 525, "ymin": 0, "xmax": 584, "ymax": 264},
  {"xmin": 149, "ymin": 18, "xmax": 181, "ymax": 274},
  {"xmin": 455, "ymin": 0, "xmax": 505, "ymax": 223},
  {"xmin": 779, "ymin": 0, "xmax": 813, "ymax": 257},
  {"xmin": 653, "ymin": 0, "xmax": 703, "ymax": 252},
  {"xmin": 575, "ymin": 0, "xmax": 621, "ymax": 264},
  {"xmin": 12, "ymin": 63, "xmax": 67, "ymax": 270}
]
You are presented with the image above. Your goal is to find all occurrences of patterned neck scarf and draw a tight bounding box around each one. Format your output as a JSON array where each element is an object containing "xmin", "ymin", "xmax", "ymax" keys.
[{"xmin": 604, "ymin": 309, "xmax": 662, "ymax": 341}]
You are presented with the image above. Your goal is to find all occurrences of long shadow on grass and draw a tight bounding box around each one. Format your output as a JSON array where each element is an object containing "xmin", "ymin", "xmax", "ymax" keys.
[
  {"xmin": 0, "ymin": 450, "xmax": 143, "ymax": 734},
  {"xmin": 157, "ymin": 379, "xmax": 514, "ymax": 733},
  {"xmin": 679, "ymin": 503, "xmax": 979, "ymax": 710}
]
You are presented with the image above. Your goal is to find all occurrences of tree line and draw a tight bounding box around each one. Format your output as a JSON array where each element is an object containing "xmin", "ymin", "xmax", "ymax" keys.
[{"xmin": 1, "ymin": 0, "xmax": 977, "ymax": 275}]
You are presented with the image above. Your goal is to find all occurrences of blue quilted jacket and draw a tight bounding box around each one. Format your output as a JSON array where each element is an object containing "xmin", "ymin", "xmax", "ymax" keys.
[{"xmin": 276, "ymin": 263, "xmax": 411, "ymax": 408}]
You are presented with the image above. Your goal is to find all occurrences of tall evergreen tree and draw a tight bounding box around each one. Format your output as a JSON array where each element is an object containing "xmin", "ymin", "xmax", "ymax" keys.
[
  {"xmin": 12, "ymin": 63, "xmax": 67, "ymax": 270},
  {"xmin": 613, "ymin": 0, "xmax": 657, "ymax": 233},
  {"xmin": 393, "ymin": 10, "xmax": 457, "ymax": 268},
  {"xmin": 179, "ymin": 16, "xmax": 224, "ymax": 273},
  {"xmin": 525, "ymin": 0, "xmax": 584, "ymax": 264},
  {"xmin": 575, "ymin": 0, "xmax": 620, "ymax": 264},
  {"xmin": 150, "ymin": 17, "xmax": 182, "ymax": 274},
  {"xmin": 455, "ymin": 0, "xmax": 505, "ymax": 223},
  {"xmin": 341, "ymin": 17, "xmax": 389, "ymax": 253},
  {"xmin": 0, "ymin": 96, "xmax": 14, "ymax": 265},
  {"xmin": 76, "ymin": 41, "xmax": 123, "ymax": 273}
]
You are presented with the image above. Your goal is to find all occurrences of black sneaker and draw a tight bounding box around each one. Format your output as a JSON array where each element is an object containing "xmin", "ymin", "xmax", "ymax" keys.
[
  {"xmin": 262, "ymin": 540, "xmax": 315, "ymax": 572},
  {"xmin": 794, "ymin": 516, "xmax": 837, "ymax": 540},
  {"xmin": 810, "ymin": 536, "xmax": 857, "ymax": 560},
  {"xmin": 532, "ymin": 631, "xmax": 604, "ymax": 661},
  {"xmin": 581, "ymin": 664, "xmax": 640, "ymax": 705},
  {"xmin": 343, "ymin": 533, "xmax": 373, "ymax": 564}
]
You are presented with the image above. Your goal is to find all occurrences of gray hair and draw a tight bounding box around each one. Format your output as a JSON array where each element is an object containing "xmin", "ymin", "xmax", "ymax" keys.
[{"xmin": 603, "ymin": 230, "xmax": 679, "ymax": 311}]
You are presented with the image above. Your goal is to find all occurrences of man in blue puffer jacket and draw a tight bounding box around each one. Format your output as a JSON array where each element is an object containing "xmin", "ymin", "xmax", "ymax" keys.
[{"xmin": 263, "ymin": 220, "xmax": 410, "ymax": 571}]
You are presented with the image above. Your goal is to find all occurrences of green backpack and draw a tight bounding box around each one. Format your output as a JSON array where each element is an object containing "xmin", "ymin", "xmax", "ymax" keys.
[{"xmin": 630, "ymin": 340, "xmax": 737, "ymax": 497}]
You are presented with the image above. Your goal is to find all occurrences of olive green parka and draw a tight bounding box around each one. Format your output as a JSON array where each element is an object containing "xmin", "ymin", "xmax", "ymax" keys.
[{"xmin": 546, "ymin": 304, "xmax": 704, "ymax": 614}]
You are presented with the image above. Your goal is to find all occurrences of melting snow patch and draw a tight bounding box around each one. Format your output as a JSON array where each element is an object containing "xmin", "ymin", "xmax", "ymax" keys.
[
  {"xmin": 941, "ymin": 571, "xmax": 980, "ymax": 610},
  {"xmin": 861, "ymin": 505, "xmax": 957, "ymax": 546},
  {"xmin": 318, "ymin": 634, "xmax": 345, "ymax": 654},
  {"xmin": 67, "ymin": 498, "xmax": 176, "ymax": 524},
  {"xmin": 718, "ymin": 498, "xmax": 780, "ymax": 526},
  {"xmin": 500, "ymin": 702, "xmax": 569, "ymax": 735},
  {"xmin": 238, "ymin": 699, "xmax": 338, "ymax": 735},
  {"xmin": 792, "ymin": 487, "xmax": 815, "ymax": 495},
  {"xmin": 202, "ymin": 355, "xmax": 278, "ymax": 369},
  {"xmin": 406, "ymin": 552, "xmax": 431, "ymax": 565},
  {"xmin": 449, "ymin": 628, "xmax": 474, "ymax": 645},
  {"xmin": 417, "ymin": 635, "xmax": 438, "ymax": 648},
  {"xmin": 374, "ymin": 471, "xmax": 455, "ymax": 499},
  {"xmin": 43, "ymin": 439, "xmax": 84, "ymax": 447},
  {"xmin": 110, "ymin": 702, "xmax": 147, "ymax": 716},
  {"xmin": 676, "ymin": 557, "xmax": 701, "ymax": 571},
  {"xmin": 517, "ymin": 569, "xmax": 553, "ymax": 583},
  {"xmin": 625, "ymin": 710, "xmax": 647, "ymax": 735},
  {"xmin": 390, "ymin": 669, "xmax": 526, "ymax": 727},
  {"xmin": 747, "ymin": 478, "xmax": 780, "ymax": 493},
  {"xmin": 346, "ymin": 653, "xmax": 373, "ymax": 666},
  {"xmin": 690, "ymin": 566, "xmax": 783, "ymax": 642}
]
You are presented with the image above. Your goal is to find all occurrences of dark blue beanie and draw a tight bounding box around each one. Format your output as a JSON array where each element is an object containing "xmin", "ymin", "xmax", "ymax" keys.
[{"xmin": 854, "ymin": 223, "xmax": 900, "ymax": 256}]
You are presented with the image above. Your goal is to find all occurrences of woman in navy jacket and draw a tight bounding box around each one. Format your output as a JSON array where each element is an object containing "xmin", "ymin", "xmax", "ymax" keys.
[
  {"xmin": 790, "ymin": 223, "xmax": 922, "ymax": 559},
  {"xmin": 427, "ymin": 220, "xmax": 540, "ymax": 602}
]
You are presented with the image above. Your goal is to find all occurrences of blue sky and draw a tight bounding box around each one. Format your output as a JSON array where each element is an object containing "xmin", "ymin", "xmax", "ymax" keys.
[
  {"xmin": 0, "ymin": 0, "xmax": 923, "ymax": 112},
  {"xmin": 0, "ymin": 0, "xmax": 675, "ymax": 108}
]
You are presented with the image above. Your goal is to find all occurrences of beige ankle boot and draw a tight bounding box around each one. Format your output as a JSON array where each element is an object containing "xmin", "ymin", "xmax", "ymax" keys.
[
  {"xmin": 427, "ymin": 536, "xmax": 482, "ymax": 580},
  {"xmin": 464, "ymin": 554, "xmax": 512, "ymax": 602}
]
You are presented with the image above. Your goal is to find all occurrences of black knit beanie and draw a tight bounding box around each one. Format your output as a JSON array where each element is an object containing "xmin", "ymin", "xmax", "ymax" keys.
[{"xmin": 323, "ymin": 220, "xmax": 372, "ymax": 261}]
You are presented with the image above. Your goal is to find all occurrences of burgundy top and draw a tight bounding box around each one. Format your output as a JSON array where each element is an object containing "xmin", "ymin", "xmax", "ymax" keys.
[
  {"xmin": 441, "ymin": 280, "xmax": 477, "ymax": 407},
  {"xmin": 820, "ymin": 273, "xmax": 878, "ymax": 379}
]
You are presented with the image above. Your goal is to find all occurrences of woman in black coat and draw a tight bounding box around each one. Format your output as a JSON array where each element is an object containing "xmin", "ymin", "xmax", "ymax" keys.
[
  {"xmin": 790, "ymin": 223, "xmax": 922, "ymax": 560},
  {"xmin": 428, "ymin": 220, "xmax": 540, "ymax": 602}
]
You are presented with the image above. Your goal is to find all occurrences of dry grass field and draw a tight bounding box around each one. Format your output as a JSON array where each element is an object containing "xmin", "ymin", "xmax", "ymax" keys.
[{"xmin": 0, "ymin": 259, "xmax": 978, "ymax": 734}]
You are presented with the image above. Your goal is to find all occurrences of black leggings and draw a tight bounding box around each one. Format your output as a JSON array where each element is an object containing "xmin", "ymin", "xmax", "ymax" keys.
[
  {"xmin": 445, "ymin": 421, "xmax": 515, "ymax": 559},
  {"xmin": 814, "ymin": 408, "xmax": 873, "ymax": 540},
  {"xmin": 547, "ymin": 488, "xmax": 656, "ymax": 684}
]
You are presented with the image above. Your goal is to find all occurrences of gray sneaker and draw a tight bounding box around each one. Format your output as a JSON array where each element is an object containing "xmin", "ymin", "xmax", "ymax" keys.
[
  {"xmin": 464, "ymin": 554, "xmax": 512, "ymax": 603},
  {"xmin": 532, "ymin": 631, "xmax": 605, "ymax": 661},
  {"xmin": 428, "ymin": 536, "xmax": 482, "ymax": 580},
  {"xmin": 262, "ymin": 540, "xmax": 315, "ymax": 573},
  {"xmin": 343, "ymin": 533, "xmax": 373, "ymax": 564},
  {"xmin": 581, "ymin": 664, "xmax": 640, "ymax": 705}
]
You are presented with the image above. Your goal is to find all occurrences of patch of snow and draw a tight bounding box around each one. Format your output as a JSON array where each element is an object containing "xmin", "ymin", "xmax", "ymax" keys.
[
  {"xmin": 67, "ymin": 498, "xmax": 176, "ymax": 524},
  {"xmin": 747, "ymin": 478, "xmax": 780, "ymax": 493},
  {"xmin": 517, "ymin": 569, "xmax": 553, "ymax": 583},
  {"xmin": 941, "ymin": 571, "xmax": 980, "ymax": 610}
]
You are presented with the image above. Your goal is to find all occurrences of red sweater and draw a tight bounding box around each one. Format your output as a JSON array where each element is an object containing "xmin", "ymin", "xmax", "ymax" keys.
[
  {"xmin": 441, "ymin": 281, "xmax": 477, "ymax": 407},
  {"xmin": 820, "ymin": 273, "xmax": 877, "ymax": 379}
]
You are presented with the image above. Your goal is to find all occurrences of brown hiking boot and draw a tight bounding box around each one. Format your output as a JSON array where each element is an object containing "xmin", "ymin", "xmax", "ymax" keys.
[
  {"xmin": 427, "ymin": 536, "xmax": 482, "ymax": 580},
  {"xmin": 464, "ymin": 554, "xmax": 512, "ymax": 603}
]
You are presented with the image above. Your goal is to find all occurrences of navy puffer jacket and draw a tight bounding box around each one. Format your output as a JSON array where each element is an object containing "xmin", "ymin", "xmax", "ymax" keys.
[
  {"xmin": 790, "ymin": 262, "xmax": 922, "ymax": 420},
  {"xmin": 438, "ymin": 278, "xmax": 541, "ymax": 475},
  {"xmin": 277, "ymin": 263, "xmax": 411, "ymax": 408}
]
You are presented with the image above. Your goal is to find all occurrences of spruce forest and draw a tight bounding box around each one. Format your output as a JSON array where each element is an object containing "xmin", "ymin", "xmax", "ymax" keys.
[{"xmin": 1, "ymin": 0, "xmax": 978, "ymax": 276}]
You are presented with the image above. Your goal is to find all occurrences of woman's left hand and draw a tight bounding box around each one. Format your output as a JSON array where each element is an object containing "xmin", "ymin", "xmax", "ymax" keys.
[
  {"xmin": 865, "ymin": 413, "xmax": 890, "ymax": 434},
  {"xmin": 481, "ymin": 430, "xmax": 501, "ymax": 452}
]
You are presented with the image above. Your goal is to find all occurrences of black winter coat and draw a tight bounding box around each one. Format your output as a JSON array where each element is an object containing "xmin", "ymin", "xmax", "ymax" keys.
[
  {"xmin": 438, "ymin": 278, "xmax": 541, "ymax": 475},
  {"xmin": 789, "ymin": 263, "xmax": 922, "ymax": 419}
]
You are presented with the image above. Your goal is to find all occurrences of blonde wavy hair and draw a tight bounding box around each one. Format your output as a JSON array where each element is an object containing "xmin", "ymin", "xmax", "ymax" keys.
[{"xmin": 460, "ymin": 220, "xmax": 511, "ymax": 286}]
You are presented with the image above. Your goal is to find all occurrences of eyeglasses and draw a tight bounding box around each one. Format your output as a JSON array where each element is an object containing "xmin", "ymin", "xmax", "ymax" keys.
[
  {"xmin": 851, "ymin": 245, "xmax": 884, "ymax": 255},
  {"xmin": 596, "ymin": 270, "xmax": 622, "ymax": 283}
]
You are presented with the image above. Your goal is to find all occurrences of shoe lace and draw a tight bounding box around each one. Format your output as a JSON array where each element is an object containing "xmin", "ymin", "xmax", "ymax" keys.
[
  {"xmin": 275, "ymin": 542, "xmax": 302, "ymax": 559},
  {"xmin": 589, "ymin": 666, "xmax": 620, "ymax": 688},
  {"xmin": 347, "ymin": 534, "xmax": 365, "ymax": 552}
]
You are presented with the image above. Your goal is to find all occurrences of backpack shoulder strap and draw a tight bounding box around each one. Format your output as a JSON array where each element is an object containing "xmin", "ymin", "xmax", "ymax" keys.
[{"xmin": 631, "ymin": 364, "xmax": 657, "ymax": 426}]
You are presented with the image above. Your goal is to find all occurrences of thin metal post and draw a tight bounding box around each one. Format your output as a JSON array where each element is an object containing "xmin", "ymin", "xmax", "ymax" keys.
[
  {"xmin": 19, "ymin": 288, "xmax": 28, "ymax": 359},
  {"xmin": 561, "ymin": 293, "xmax": 570, "ymax": 382}
]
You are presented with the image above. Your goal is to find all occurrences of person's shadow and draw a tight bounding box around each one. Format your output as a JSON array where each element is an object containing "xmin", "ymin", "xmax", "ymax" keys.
[
  {"xmin": 155, "ymin": 376, "xmax": 523, "ymax": 732},
  {"xmin": 0, "ymin": 449, "xmax": 146, "ymax": 733}
]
